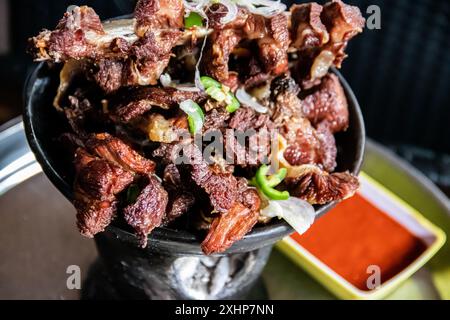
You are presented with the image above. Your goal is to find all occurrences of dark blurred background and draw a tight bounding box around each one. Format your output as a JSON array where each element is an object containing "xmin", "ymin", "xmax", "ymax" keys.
[{"xmin": 0, "ymin": 0, "xmax": 448, "ymax": 195}]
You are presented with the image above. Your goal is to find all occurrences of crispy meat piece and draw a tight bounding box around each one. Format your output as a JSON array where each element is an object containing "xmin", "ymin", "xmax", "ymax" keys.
[
  {"xmin": 283, "ymin": 119, "xmax": 337, "ymax": 172},
  {"xmin": 163, "ymin": 193, "xmax": 196, "ymax": 225},
  {"xmin": 64, "ymin": 93, "xmax": 94, "ymax": 137},
  {"xmin": 30, "ymin": 6, "xmax": 105, "ymax": 62},
  {"xmin": 270, "ymin": 76, "xmax": 337, "ymax": 171},
  {"xmin": 201, "ymin": 188, "xmax": 261, "ymax": 255},
  {"xmin": 204, "ymin": 5, "xmax": 290, "ymax": 85},
  {"xmin": 74, "ymin": 189, "xmax": 118, "ymax": 238},
  {"xmin": 291, "ymin": 0, "xmax": 364, "ymax": 88},
  {"xmin": 152, "ymin": 142, "xmax": 177, "ymax": 165},
  {"xmin": 321, "ymin": 0, "xmax": 366, "ymax": 67},
  {"xmin": 286, "ymin": 164, "xmax": 359, "ymax": 204},
  {"xmin": 205, "ymin": 28, "xmax": 243, "ymax": 86},
  {"xmin": 302, "ymin": 73, "xmax": 349, "ymax": 133},
  {"xmin": 226, "ymin": 107, "xmax": 275, "ymax": 167},
  {"xmin": 244, "ymin": 71, "xmax": 271, "ymax": 89},
  {"xmin": 116, "ymin": 100, "xmax": 153, "ymax": 123},
  {"xmin": 74, "ymin": 147, "xmax": 96, "ymax": 172},
  {"xmin": 130, "ymin": 30, "xmax": 181, "ymax": 61},
  {"xmin": 162, "ymin": 163, "xmax": 182, "ymax": 186},
  {"xmin": 192, "ymin": 162, "xmax": 239, "ymax": 214},
  {"xmin": 257, "ymin": 13, "xmax": 290, "ymax": 76},
  {"xmin": 182, "ymin": 144, "xmax": 239, "ymax": 213},
  {"xmin": 76, "ymin": 158, "xmax": 134, "ymax": 199},
  {"xmin": 86, "ymin": 133, "xmax": 155, "ymax": 174},
  {"xmin": 124, "ymin": 175, "xmax": 169, "ymax": 247},
  {"xmin": 95, "ymin": 59, "xmax": 124, "ymax": 93},
  {"xmin": 134, "ymin": 0, "xmax": 184, "ymax": 36},
  {"xmin": 110, "ymin": 37, "xmax": 131, "ymax": 54},
  {"xmin": 94, "ymin": 30, "xmax": 183, "ymax": 91},
  {"xmin": 161, "ymin": 164, "xmax": 196, "ymax": 225},
  {"xmin": 224, "ymin": 129, "xmax": 271, "ymax": 168},
  {"xmin": 155, "ymin": 143, "xmax": 238, "ymax": 213},
  {"xmin": 115, "ymin": 87, "xmax": 206, "ymax": 122},
  {"xmin": 290, "ymin": 3, "xmax": 329, "ymax": 49},
  {"xmin": 57, "ymin": 6, "xmax": 104, "ymax": 33},
  {"xmin": 124, "ymin": 30, "xmax": 182, "ymax": 86},
  {"xmin": 73, "ymin": 148, "xmax": 134, "ymax": 237},
  {"xmin": 229, "ymin": 107, "xmax": 274, "ymax": 132},
  {"xmin": 269, "ymin": 76, "xmax": 303, "ymax": 125},
  {"xmin": 203, "ymin": 108, "xmax": 231, "ymax": 134},
  {"xmin": 29, "ymin": 3, "xmax": 183, "ymax": 91},
  {"xmin": 75, "ymin": 191, "xmax": 118, "ymax": 237}
]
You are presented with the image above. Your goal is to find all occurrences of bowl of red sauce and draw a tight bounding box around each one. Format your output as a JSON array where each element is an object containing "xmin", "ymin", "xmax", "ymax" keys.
[{"xmin": 278, "ymin": 173, "xmax": 446, "ymax": 299}]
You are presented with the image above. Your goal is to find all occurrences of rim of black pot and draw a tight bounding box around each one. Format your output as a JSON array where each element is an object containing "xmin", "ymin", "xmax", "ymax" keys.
[{"xmin": 23, "ymin": 62, "xmax": 365, "ymax": 255}]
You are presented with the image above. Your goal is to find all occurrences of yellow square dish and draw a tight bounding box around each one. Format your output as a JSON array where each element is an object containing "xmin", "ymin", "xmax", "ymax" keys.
[{"xmin": 277, "ymin": 172, "xmax": 446, "ymax": 300}]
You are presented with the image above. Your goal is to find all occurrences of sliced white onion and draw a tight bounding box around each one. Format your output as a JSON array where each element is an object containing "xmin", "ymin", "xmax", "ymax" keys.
[
  {"xmin": 194, "ymin": 68, "xmax": 204, "ymax": 91},
  {"xmin": 66, "ymin": 5, "xmax": 78, "ymax": 13},
  {"xmin": 160, "ymin": 73, "xmax": 200, "ymax": 92},
  {"xmin": 216, "ymin": 0, "xmax": 238, "ymax": 25},
  {"xmin": 177, "ymin": 85, "xmax": 201, "ymax": 92},
  {"xmin": 179, "ymin": 99, "xmax": 198, "ymax": 114},
  {"xmin": 235, "ymin": 0, "xmax": 286, "ymax": 17},
  {"xmin": 236, "ymin": 88, "xmax": 268, "ymax": 113},
  {"xmin": 160, "ymin": 73, "xmax": 172, "ymax": 87},
  {"xmin": 261, "ymin": 197, "xmax": 316, "ymax": 235},
  {"xmin": 193, "ymin": 14, "xmax": 209, "ymax": 91},
  {"xmin": 183, "ymin": 0, "xmax": 209, "ymax": 16},
  {"xmin": 184, "ymin": 0, "xmax": 286, "ymax": 21}
]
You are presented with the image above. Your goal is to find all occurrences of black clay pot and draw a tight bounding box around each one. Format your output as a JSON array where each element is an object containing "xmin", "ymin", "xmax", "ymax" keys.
[{"xmin": 23, "ymin": 62, "xmax": 365, "ymax": 299}]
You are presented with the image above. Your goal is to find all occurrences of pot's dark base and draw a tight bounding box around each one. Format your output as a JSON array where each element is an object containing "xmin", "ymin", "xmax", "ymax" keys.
[
  {"xmin": 81, "ymin": 259, "xmax": 268, "ymax": 300},
  {"xmin": 92, "ymin": 231, "xmax": 273, "ymax": 300}
]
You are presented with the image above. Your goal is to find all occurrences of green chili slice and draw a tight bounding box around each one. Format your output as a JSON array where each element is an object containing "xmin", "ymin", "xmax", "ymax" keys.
[
  {"xmin": 179, "ymin": 100, "xmax": 205, "ymax": 135},
  {"xmin": 184, "ymin": 12, "xmax": 203, "ymax": 28},
  {"xmin": 254, "ymin": 165, "xmax": 290, "ymax": 200},
  {"xmin": 226, "ymin": 94, "xmax": 240, "ymax": 113},
  {"xmin": 200, "ymin": 76, "xmax": 221, "ymax": 89},
  {"xmin": 201, "ymin": 76, "xmax": 240, "ymax": 113},
  {"xmin": 206, "ymin": 86, "xmax": 227, "ymax": 102}
]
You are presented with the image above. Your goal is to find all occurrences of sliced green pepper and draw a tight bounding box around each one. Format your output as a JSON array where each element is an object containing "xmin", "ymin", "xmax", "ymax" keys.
[
  {"xmin": 184, "ymin": 12, "xmax": 203, "ymax": 28},
  {"xmin": 254, "ymin": 165, "xmax": 290, "ymax": 200},
  {"xmin": 226, "ymin": 95, "xmax": 240, "ymax": 113},
  {"xmin": 201, "ymin": 76, "xmax": 240, "ymax": 113},
  {"xmin": 201, "ymin": 76, "xmax": 221, "ymax": 89},
  {"xmin": 266, "ymin": 167, "xmax": 287, "ymax": 187},
  {"xmin": 187, "ymin": 112, "xmax": 204, "ymax": 135},
  {"xmin": 206, "ymin": 86, "xmax": 227, "ymax": 102},
  {"xmin": 180, "ymin": 99, "xmax": 205, "ymax": 135}
]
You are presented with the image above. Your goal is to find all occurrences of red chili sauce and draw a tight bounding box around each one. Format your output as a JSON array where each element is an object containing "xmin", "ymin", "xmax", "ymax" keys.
[{"xmin": 292, "ymin": 194, "xmax": 428, "ymax": 291}]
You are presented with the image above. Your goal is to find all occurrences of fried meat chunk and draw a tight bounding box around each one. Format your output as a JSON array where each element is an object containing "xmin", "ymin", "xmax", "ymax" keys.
[
  {"xmin": 73, "ymin": 148, "xmax": 134, "ymax": 237},
  {"xmin": 286, "ymin": 165, "xmax": 359, "ymax": 205},
  {"xmin": 124, "ymin": 175, "xmax": 169, "ymax": 247},
  {"xmin": 86, "ymin": 133, "xmax": 156, "ymax": 175},
  {"xmin": 201, "ymin": 187, "xmax": 261, "ymax": 255}
]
